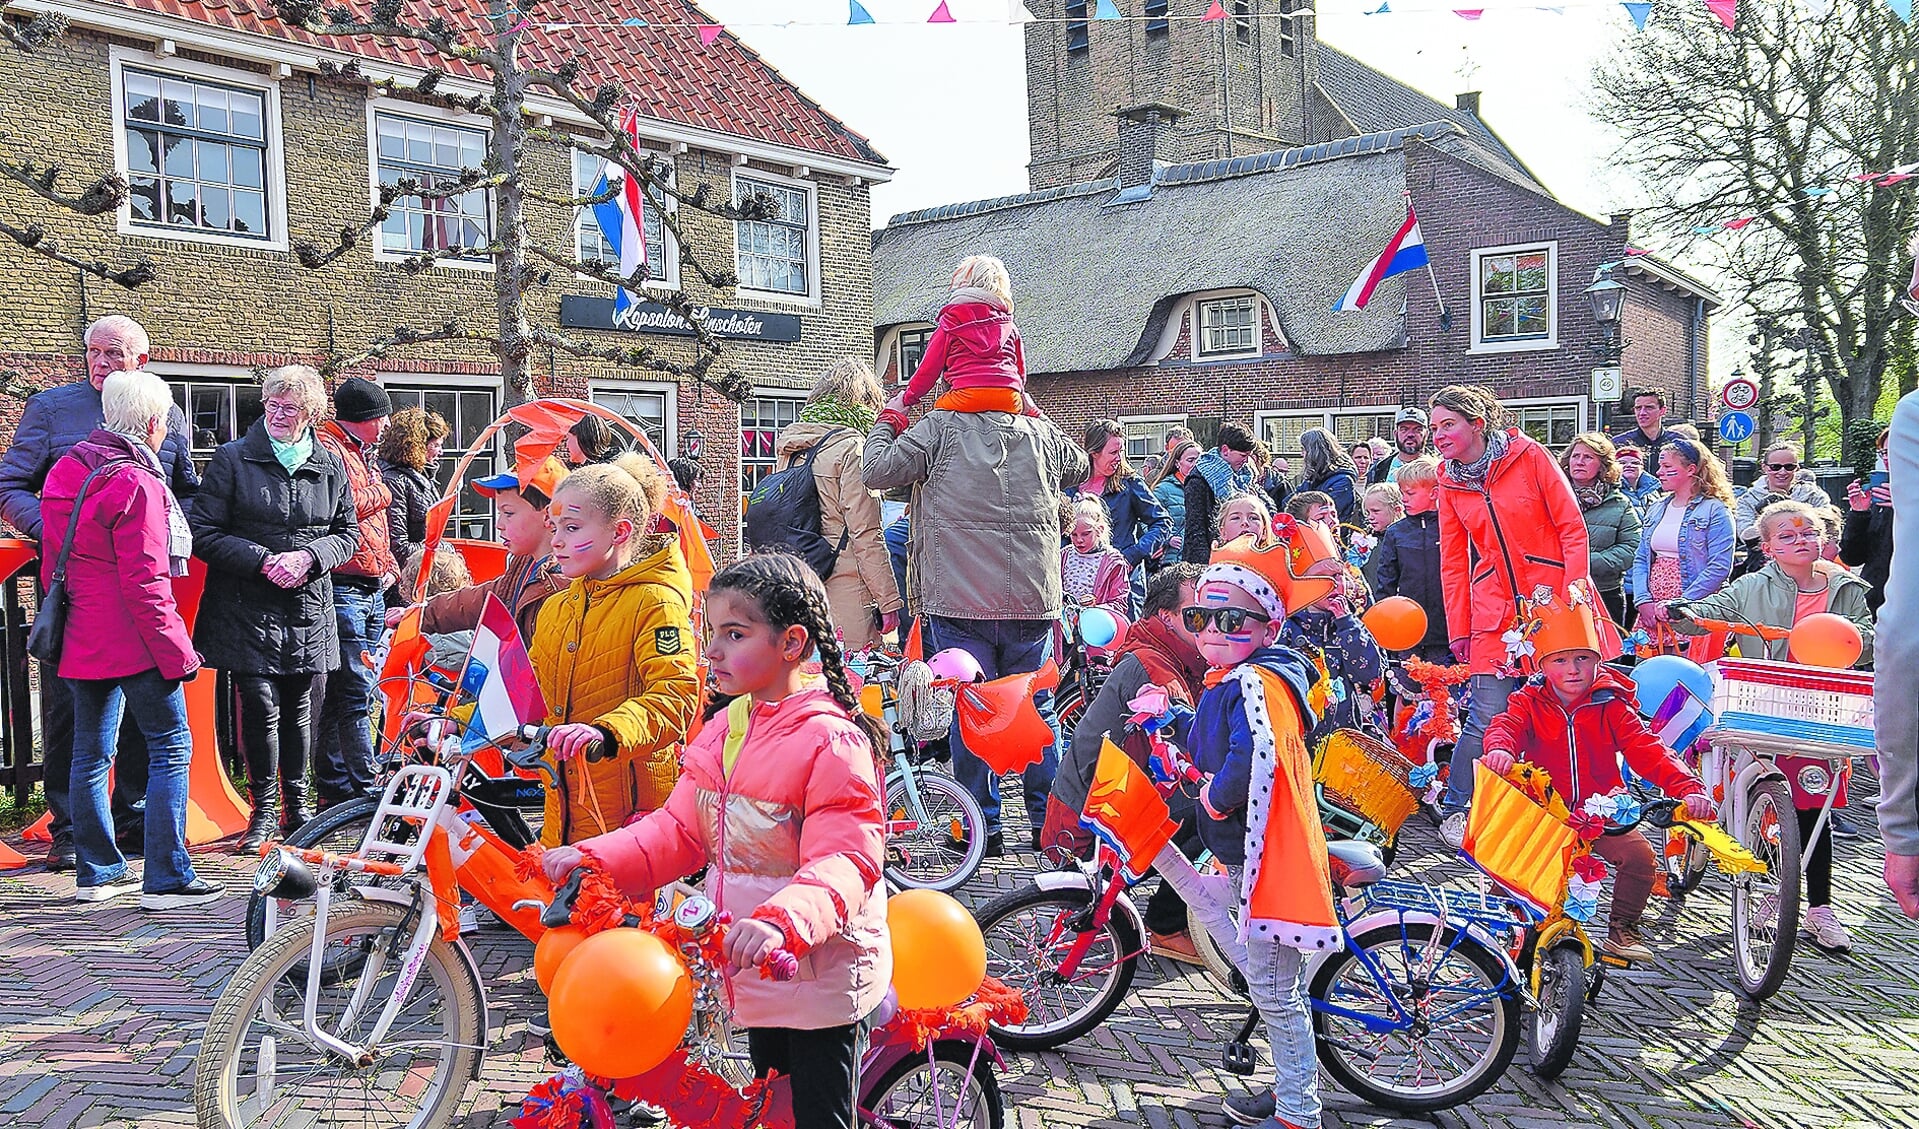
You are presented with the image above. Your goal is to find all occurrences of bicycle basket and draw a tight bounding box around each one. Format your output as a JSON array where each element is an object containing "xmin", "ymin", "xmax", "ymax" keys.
[
  {"xmin": 1462, "ymin": 764, "xmax": 1578, "ymax": 920},
  {"xmin": 1313, "ymin": 729, "xmax": 1420, "ymax": 836},
  {"xmin": 1708, "ymin": 658, "xmax": 1873, "ymax": 756},
  {"xmin": 894, "ymin": 659, "xmax": 956, "ymax": 742}
]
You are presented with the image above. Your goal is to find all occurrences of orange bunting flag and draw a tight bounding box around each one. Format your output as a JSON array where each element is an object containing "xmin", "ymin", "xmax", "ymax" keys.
[
  {"xmin": 1704, "ymin": 0, "xmax": 1736, "ymax": 26},
  {"xmin": 956, "ymin": 661, "xmax": 1059, "ymax": 774},
  {"xmin": 697, "ymin": 23, "xmax": 724, "ymax": 44},
  {"xmin": 928, "ymin": 0, "xmax": 956, "ymax": 20},
  {"xmin": 1202, "ymin": 0, "xmax": 1228, "ymax": 16},
  {"xmin": 1081, "ymin": 739, "xmax": 1179, "ymax": 878}
]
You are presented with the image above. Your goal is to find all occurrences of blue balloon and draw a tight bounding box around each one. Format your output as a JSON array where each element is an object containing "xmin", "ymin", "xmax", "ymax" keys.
[
  {"xmin": 1630, "ymin": 654, "xmax": 1714, "ymax": 717},
  {"xmin": 1078, "ymin": 608, "xmax": 1119, "ymax": 648}
]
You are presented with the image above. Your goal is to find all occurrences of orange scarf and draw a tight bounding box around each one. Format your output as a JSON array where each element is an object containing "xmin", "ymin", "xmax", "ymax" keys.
[{"xmin": 1235, "ymin": 666, "xmax": 1340, "ymax": 951}]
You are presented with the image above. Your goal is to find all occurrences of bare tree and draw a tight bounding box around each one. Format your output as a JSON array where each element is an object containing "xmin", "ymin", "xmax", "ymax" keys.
[{"xmin": 1592, "ymin": 0, "xmax": 1918, "ymax": 461}]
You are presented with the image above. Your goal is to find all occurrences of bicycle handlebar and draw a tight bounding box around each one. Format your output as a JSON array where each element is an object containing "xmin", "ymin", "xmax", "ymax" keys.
[
  {"xmin": 1666, "ymin": 603, "xmax": 1791, "ymax": 641},
  {"xmin": 534, "ymin": 864, "xmax": 799, "ymax": 981}
]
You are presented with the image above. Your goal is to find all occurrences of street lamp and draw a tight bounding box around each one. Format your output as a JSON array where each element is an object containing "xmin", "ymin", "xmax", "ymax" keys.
[
  {"xmin": 1584, "ymin": 270, "xmax": 1627, "ymax": 336},
  {"xmin": 1585, "ymin": 266, "xmax": 1629, "ymax": 430}
]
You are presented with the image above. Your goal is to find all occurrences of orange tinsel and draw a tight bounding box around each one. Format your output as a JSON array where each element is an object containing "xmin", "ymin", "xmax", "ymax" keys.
[
  {"xmin": 511, "ymin": 846, "xmax": 643, "ymax": 936},
  {"xmin": 1397, "ymin": 658, "xmax": 1472, "ymax": 756},
  {"xmin": 878, "ymin": 976, "xmax": 1029, "ymax": 1054}
]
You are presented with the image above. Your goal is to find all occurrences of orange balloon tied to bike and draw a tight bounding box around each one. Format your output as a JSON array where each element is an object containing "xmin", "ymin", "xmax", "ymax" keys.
[
  {"xmin": 1788, "ymin": 612, "xmax": 1862, "ymax": 669},
  {"xmin": 1361, "ymin": 596, "xmax": 1428, "ymax": 652},
  {"xmin": 533, "ymin": 923, "xmax": 590, "ymax": 994},
  {"xmin": 888, "ymin": 889, "xmax": 987, "ymax": 1010},
  {"xmin": 549, "ymin": 929, "xmax": 695, "ymax": 1078}
]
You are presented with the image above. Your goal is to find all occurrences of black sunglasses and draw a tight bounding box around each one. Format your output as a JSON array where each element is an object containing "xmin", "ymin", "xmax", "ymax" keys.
[
  {"xmin": 1182, "ymin": 605, "xmax": 1272, "ymax": 634},
  {"xmin": 1767, "ymin": 461, "xmax": 1800, "ymax": 471}
]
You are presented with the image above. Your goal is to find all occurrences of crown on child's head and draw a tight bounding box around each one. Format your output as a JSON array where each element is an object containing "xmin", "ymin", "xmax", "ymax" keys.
[
  {"xmin": 1203, "ymin": 524, "xmax": 1338, "ymax": 622},
  {"xmin": 1521, "ymin": 580, "xmax": 1605, "ymax": 661}
]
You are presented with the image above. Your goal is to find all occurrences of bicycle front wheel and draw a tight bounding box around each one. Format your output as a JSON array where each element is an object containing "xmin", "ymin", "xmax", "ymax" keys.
[
  {"xmin": 885, "ymin": 766, "xmax": 988, "ymax": 893},
  {"xmin": 195, "ymin": 899, "xmax": 484, "ymax": 1129},
  {"xmin": 863, "ymin": 1040, "xmax": 1004, "ymax": 1129},
  {"xmin": 1523, "ymin": 942, "xmax": 1586, "ymax": 1079},
  {"xmin": 974, "ymin": 884, "xmax": 1139, "ymax": 1050},
  {"xmin": 1311, "ymin": 921, "xmax": 1520, "ymax": 1114},
  {"xmin": 1731, "ymin": 778, "xmax": 1802, "ymax": 1001}
]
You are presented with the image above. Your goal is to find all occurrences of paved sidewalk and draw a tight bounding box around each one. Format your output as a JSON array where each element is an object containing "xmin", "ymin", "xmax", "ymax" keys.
[{"xmin": 3, "ymin": 779, "xmax": 1917, "ymax": 1129}]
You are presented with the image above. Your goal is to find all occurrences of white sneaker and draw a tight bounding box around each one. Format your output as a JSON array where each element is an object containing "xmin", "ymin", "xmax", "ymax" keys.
[
  {"xmin": 74, "ymin": 876, "xmax": 141, "ymax": 903},
  {"xmin": 1439, "ymin": 812, "xmax": 1468, "ymax": 851},
  {"xmin": 1801, "ymin": 905, "xmax": 1853, "ymax": 954}
]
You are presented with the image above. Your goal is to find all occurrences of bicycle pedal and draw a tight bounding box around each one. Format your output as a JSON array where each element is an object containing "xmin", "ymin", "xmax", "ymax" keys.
[
  {"xmin": 1596, "ymin": 953, "xmax": 1632, "ymax": 970},
  {"xmin": 1222, "ymin": 1042, "xmax": 1259, "ymax": 1076}
]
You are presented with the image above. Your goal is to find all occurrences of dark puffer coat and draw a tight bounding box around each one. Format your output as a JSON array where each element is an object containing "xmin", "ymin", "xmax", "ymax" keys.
[
  {"xmin": 189, "ymin": 421, "xmax": 359, "ymax": 675},
  {"xmin": 377, "ymin": 457, "xmax": 438, "ymax": 567}
]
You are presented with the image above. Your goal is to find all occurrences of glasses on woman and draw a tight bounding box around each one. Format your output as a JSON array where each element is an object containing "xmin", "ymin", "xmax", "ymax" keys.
[
  {"xmin": 262, "ymin": 399, "xmax": 304, "ymax": 419},
  {"xmin": 1767, "ymin": 461, "xmax": 1799, "ymax": 472},
  {"xmin": 1181, "ymin": 605, "xmax": 1272, "ymax": 634}
]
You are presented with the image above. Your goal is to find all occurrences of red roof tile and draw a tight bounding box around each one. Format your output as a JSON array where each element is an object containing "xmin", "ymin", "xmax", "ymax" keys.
[{"xmin": 100, "ymin": 0, "xmax": 886, "ymax": 166}]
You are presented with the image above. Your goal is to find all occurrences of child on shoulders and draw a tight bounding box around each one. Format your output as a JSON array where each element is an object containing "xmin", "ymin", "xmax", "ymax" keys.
[{"xmin": 889, "ymin": 254, "xmax": 1035, "ymax": 418}]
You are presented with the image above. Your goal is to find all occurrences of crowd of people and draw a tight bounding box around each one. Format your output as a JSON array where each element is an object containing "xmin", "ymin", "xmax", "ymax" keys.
[{"xmin": 8, "ymin": 259, "xmax": 1918, "ymax": 1129}]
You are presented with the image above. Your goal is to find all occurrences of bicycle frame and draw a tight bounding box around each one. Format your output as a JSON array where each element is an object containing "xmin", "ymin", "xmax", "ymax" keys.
[
  {"xmin": 1033, "ymin": 846, "xmax": 1151, "ymax": 981},
  {"xmin": 1319, "ymin": 882, "xmax": 1525, "ymax": 1031}
]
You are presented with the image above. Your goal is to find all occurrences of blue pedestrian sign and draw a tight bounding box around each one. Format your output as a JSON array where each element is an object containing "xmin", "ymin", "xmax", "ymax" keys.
[{"xmin": 1718, "ymin": 411, "xmax": 1755, "ymax": 444}]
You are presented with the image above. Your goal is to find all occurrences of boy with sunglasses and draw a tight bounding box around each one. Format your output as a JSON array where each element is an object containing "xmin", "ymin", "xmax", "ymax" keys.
[{"xmin": 1183, "ymin": 527, "xmax": 1341, "ymax": 1129}]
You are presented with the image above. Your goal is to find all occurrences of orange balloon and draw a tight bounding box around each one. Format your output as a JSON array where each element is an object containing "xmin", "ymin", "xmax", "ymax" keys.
[
  {"xmin": 1789, "ymin": 612, "xmax": 1862, "ymax": 669},
  {"xmin": 888, "ymin": 889, "xmax": 986, "ymax": 1010},
  {"xmin": 549, "ymin": 928, "xmax": 693, "ymax": 1079},
  {"xmin": 533, "ymin": 923, "xmax": 589, "ymax": 994},
  {"xmin": 860, "ymin": 682, "xmax": 886, "ymax": 721},
  {"xmin": 1362, "ymin": 596, "xmax": 1429, "ymax": 652}
]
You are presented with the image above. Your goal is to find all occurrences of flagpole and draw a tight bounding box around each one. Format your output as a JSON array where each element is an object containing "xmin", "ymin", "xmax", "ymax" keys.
[{"xmin": 1406, "ymin": 191, "xmax": 1451, "ymax": 331}]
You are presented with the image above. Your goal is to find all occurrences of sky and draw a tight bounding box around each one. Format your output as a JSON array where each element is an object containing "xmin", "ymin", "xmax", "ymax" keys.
[{"xmin": 692, "ymin": 0, "xmax": 1641, "ymax": 225}]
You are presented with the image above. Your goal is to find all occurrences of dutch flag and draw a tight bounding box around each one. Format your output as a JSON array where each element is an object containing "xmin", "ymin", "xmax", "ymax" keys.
[
  {"xmin": 1334, "ymin": 208, "xmax": 1430, "ymax": 312},
  {"xmin": 590, "ymin": 105, "xmax": 650, "ymax": 315},
  {"xmin": 1650, "ymin": 682, "xmax": 1714, "ymax": 754},
  {"xmin": 458, "ymin": 594, "xmax": 548, "ymax": 753}
]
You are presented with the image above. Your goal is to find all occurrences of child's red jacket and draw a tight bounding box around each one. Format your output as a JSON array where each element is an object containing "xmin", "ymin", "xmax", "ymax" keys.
[{"xmin": 1481, "ymin": 668, "xmax": 1704, "ymax": 803}]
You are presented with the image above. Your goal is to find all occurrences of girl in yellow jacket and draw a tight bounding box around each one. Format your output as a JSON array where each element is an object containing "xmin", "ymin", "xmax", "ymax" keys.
[{"xmin": 530, "ymin": 454, "xmax": 699, "ymax": 845}]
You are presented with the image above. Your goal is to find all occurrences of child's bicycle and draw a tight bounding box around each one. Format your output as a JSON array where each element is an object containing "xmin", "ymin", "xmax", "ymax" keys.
[
  {"xmin": 511, "ymin": 868, "xmax": 1009, "ymax": 1129},
  {"xmin": 1054, "ymin": 603, "xmax": 1116, "ymax": 736},
  {"xmin": 850, "ymin": 649, "xmax": 989, "ymax": 892},
  {"xmin": 1657, "ymin": 611, "xmax": 1870, "ymax": 1000}
]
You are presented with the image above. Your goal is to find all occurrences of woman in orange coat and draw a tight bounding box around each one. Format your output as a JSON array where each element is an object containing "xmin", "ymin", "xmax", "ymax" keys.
[{"xmin": 1428, "ymin": 385, "xmax": 1594, "ymax": 847}]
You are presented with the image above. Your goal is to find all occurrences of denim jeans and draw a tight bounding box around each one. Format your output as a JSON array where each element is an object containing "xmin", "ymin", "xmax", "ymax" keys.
[
  {"xmin": 38, "ymin": 666, "xmax": 151, "ymax": 844},
  {"xmin": 927, "ymin": 615, "xmax": 1058, "ymax": 836},
  {"xmin": 1444, "ymin": 673, "xmax": 1521, "ymax": 813},
  {"xmin": 884, "ymin": 514, "xmax": 913, "ymax": 642},
  {"xmin": 1230, "ymin": 866, "xmax": 1322, "ymax": 1128},
  {"xmin": 68, "ymin": 668, "xmax": 197, "ymax": 892},
  {"xmin": 315, "ymin": 583, "xmax": 385, "ymax": 805}
]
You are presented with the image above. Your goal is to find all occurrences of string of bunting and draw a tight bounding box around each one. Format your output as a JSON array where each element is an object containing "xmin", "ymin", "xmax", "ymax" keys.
[{"xmin": 505, "ymin": 0, "xmax": 1911, "ymax": 34}]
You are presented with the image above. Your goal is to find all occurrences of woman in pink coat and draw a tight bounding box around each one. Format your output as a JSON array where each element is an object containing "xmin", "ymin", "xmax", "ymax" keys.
[
  {"xmin": 39, "ymin": 371, "xmax": 217, "ymax": 908},
  {"xmin": 546, "ymin": 553, "xmax": 889, "ymax": 1129}
]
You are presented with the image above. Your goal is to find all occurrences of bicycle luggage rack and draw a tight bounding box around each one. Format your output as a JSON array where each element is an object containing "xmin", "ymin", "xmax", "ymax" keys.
[
  {"xmin": 1352, "ymin": 879, "xmax": 1524, "ymax": 933},
  {"xmin": 1705, "ymin": 658, "xmax": 1873, "ymax": 760}
]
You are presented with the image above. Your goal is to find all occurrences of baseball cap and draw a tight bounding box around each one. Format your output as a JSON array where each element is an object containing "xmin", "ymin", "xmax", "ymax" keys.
[
  {"xmin": 1394, "ymin": 407, "xmax": 1429, "ymax": 426},
  {"xmin": 474, "ymin": 456, "xmax": 569, "ymax": 499}
]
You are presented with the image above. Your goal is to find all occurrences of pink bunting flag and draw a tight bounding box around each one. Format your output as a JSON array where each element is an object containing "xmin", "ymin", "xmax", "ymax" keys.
[
  {"xmin": 1202, "ymin": 0, "xmax": 1228, "ymax": 17},
  {"xmin": 1454, "ymin": 8, "xmax": 1484, "ymax": 16},
  {"xmin": 697, "ymin": 23, "xmax": 724, "ymax": 44},
  {"xmin": 928, "ymin": 0, "xmax": 956, "ymax": 20},
  {"xmin": 1705, "ymin": 0, "xmax": 1736, "ymax": 27},
  {"xmin": 1723, "ymin": 217, "xmax": 1755, "ymax": 230},
  {"xmin": 1625, "ymin": 246, "xmax": 1651, "ymax": 256}
]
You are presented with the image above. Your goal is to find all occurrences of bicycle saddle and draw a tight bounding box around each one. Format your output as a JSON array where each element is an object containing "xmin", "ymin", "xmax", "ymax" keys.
[{"xmin": 1326, "ymin": 840, "xmax": 1388, "ymax": 889}]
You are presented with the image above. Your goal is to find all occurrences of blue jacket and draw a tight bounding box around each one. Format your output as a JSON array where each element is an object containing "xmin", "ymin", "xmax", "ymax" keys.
[
  {"xmin": 1153, "ymin": 477, "xmax": 1187, "ymax": 559},
  {"xmin": 1069, "ymin": 477, "xmax": 1172, "ymax": 569},
  {"xmin": 1630, "ymin": 494, "xmax": 1735, "ymax": 602},
  {"xmin": 1188, "ymin": 645, "xmax": 1319, "ymax": 865},
  {"xmin": 1372, "ymin": 510, "xmax": 1449, "ymax": 651},
  {"xmin": 1620, "ymin": 472, "xmax": 1661, "ymax": 512},
  {"xmin": 1301, "ymin": 468, "xmax": 1359, "ymax": 525},
  {"xmin": 0, "ymin": 380, "xmax": 198, "ymax": 540},
  {"xmin": 1282, "ymin": 609, "xmax": 1384, "ymax": 743}
]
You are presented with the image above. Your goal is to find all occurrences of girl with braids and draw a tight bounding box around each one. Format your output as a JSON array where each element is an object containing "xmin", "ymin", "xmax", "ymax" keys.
[
  {"xmin": 529, "ymin": 454, "xmax": 700, "ymax": 846},
  {"xmin": 545, "ymin": 553, "xmax": 889, "ymax": 1129}
]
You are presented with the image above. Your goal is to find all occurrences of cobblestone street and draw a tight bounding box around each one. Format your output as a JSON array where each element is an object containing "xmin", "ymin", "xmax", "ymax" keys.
[{"xmin": 3, "ymin": 776, "xmax": 1917, "ymax": 1129}]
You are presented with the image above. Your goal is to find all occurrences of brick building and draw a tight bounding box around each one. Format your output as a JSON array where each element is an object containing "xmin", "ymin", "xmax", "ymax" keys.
[
  {"xmin": 0, "ymin": 0, "xmax": 890, "ymax": 551},
  {"xmin": 877, "ymin": 8, "xmax": 1717, "ymax": 461}
]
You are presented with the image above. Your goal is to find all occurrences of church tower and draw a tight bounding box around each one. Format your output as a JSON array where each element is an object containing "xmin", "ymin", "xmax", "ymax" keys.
[{"xmin": 1024, "ymin": 0, "xmax": 1321, "ymax": 191}]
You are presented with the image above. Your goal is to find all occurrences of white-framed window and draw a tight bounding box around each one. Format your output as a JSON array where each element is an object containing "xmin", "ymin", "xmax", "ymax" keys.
[
  {"xmin": 1506, "ymin": 398, "xmax": 1585, "ymax": 451},
  {"xmin": 147, "ymin": 362, "xmax": 264, "ymax": 469},
  {"xmin": 1196, "ymin": 295, "xmax": 1261, "ymax": 359},
  {"xmin": 1255, "ymin": 408, "xmax": 1396, "ymax": 460},
  {"xmin": 109, "ymin": 48, "xmax": 287, "ymax": 250},
  {"xmin": 733, "ymin": 170, "xmax": 818, "ymax": 303},
  {"xmin": 385, "ymin": 378, "xmax": 501, "ymax": 540},
  {"xmin": 589, "ymin": 381, "xmax": 676, "ymax": 460},
  {"xmin": 1118, "ymin": 415, "xmax": 1189, "ymax": 462},
  {"xmin": 571, "ymin": 148, "xmax": 673, "ymax": 288},
  {"xmin": 741, "ymin": 392, "xmax": 806, "ymax": 493},
  {"xmin": 369, "ymin": 100, "xmax": 492, "ymax": 266},
  {"xmin": 897, "ymin": 325, "xmax": 934, "ymax": 383},
  {"xmin": 1470, "ymin": 241, "xmax": 1557, "ymax": 353}
]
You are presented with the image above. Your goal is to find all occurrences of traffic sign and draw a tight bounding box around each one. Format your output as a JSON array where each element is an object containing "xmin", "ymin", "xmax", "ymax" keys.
[
  {"xmin": 1718, "ymin": 411, "xmax": 1755, "ymax": 444},
  {"xmin": 1721, "ymin": 377, "xmax": 1760, "ymax": 412}
]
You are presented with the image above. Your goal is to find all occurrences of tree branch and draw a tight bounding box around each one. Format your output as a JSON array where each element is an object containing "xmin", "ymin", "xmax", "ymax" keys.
[{"xmin": 0, "ymin": 215, "xmax": 153, "ymax": 288}]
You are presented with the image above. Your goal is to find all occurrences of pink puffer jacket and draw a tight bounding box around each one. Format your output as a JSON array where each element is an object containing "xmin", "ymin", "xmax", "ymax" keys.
[{"xmin": 580, "ymin": 689, "xmax": 891, "ymax": 1030}]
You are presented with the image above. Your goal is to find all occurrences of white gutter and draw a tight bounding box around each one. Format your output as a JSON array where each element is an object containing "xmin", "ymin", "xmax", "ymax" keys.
[{"xmin": 11, "ymin": 0, "xmax": 894, "ymax": 182}]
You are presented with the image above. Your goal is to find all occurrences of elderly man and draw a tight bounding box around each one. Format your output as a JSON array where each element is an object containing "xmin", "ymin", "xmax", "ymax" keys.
[
  {"xmin": 312, "ymin": 377, "xmax": 397, "ymax": 809},
  {"xmin": 0, "ymin": 315, "xmax": 197, "ymax": 869}
]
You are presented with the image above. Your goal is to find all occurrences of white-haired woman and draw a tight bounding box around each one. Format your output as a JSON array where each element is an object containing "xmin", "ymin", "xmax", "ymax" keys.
[
  {"xmin": 190, "ymin": 365, "xmax": 359, "ymax": 851},
  {"xmin": 767, "ymin": 358, "xmax": 902, "ymax": 651},
  {"xmin": 39, "ymin": 371, "xmax": 216, "ymax": 907}
]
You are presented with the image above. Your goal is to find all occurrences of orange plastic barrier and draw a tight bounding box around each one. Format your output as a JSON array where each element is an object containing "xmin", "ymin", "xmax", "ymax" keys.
[{"xmin": 447, "ymin": 538, "xmax": 508, "ymax": 584}]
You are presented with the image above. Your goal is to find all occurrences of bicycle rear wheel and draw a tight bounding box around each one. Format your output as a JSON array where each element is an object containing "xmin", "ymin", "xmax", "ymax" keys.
[
  {"xmin": 1311, "ymin": 921, "xmax": 1519, "ymax": 1114},
  {"xmin": 863, "ymin": 1040, "xmax": 1004, "ymax": 1129},
  {"xmin": 1731, "ymin": 779, "xmax": 1801, "ymax": 1001},
  {"xmin": 885, "ymin": 766, "xmax": 988, "ymax": 892},
  {"xmin": 195, "ymin": 899, "xmax": 484, "ymax": 1129},
  {"xmin": 974, "ymin": 884, "xmax": 1139, "ymax": 1050},
  {"xmin": 1662, "ymin": 827, "xmax": 1711, "ymax": 895}
]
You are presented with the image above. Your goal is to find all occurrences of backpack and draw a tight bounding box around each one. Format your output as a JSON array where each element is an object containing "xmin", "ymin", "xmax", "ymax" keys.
[{"xmin": 744, "ymin": 428, "xmax": 852, "ymax": 578}]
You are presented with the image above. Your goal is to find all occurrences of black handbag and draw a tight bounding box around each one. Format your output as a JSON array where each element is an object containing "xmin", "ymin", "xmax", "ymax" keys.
[{"xmin": 27, "ymin": 459, "xmax": 132, "ymax": 665}]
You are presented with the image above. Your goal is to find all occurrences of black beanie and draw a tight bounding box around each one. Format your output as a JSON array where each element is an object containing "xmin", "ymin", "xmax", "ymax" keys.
[{"xmin": 333, "ymin": 376, "xmax": 391, "ymax": 423}]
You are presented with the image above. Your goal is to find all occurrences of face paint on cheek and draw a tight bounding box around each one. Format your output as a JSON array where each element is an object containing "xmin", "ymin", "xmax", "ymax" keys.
[
  {"xmin": 1224, "ymin": 631, "xmax": 1254, "ymax": 644},
  {"xmin": 571, "ymin": 541, "xmax": 594, "ymax": 553}
]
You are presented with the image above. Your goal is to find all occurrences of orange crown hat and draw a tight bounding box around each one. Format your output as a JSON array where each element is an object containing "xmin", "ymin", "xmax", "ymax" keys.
[
  {"xmin": 1523, "ymin": 579, "xmax": 1605, "ymax": 660},
  {"xmin": 473, "ymin": 455, "xmax": 570, "ymax": 500},
  {"xmin": 1201, "ymin": 528, "xmax": 1338, "ymax": 622}
]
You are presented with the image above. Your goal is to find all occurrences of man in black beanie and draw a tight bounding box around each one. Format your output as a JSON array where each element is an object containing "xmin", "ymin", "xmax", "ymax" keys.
[{"xmin": 313, "ymin": 376, "xmax": 396, "ymax": 809}]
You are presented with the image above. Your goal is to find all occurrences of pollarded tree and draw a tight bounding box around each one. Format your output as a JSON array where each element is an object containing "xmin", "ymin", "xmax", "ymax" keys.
[{"xmin": 1592, "ymin": 0, "xmax": 1918, "ymax": 455}]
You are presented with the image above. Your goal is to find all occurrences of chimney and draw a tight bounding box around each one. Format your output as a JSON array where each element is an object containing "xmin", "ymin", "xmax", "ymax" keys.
[
  {"xmin": 1112, "ymin": 102, "xmax": 1188, "ymax": 193},
  {"xmin": 1455, "ymin": 91, "xmax": 1481, "ymax": 116}
]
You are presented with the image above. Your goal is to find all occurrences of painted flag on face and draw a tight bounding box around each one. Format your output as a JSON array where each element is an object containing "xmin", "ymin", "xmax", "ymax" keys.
[
  {"xmin": 1334, "ymin": 208, "xmax": 1430, "ymax": 312},
  {"xmin": 1651, "ymin": 682, "xmax": 1713, "ymax": 753},
  {"xmin": 458, "ymin": 593, "xmax": 548, "ymax": 752},
  {"xmin": 590, "ymin": 105, "xmax": 650, "ymax": 314}
]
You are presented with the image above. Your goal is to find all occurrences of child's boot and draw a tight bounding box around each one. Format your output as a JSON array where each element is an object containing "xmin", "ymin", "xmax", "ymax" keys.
[{"xmin": 1603, "ymin": 918, "xmax": 1653, "ymax": 962}]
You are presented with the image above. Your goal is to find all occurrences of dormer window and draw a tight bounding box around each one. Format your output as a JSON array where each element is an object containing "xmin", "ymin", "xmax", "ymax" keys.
[{"xmin": 1197, "ymin": 294, "xmax": 1261, "ymax": 359}]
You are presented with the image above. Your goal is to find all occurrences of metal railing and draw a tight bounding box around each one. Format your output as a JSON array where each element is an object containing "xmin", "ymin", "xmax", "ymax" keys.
[{"xmin": 1, "ymin": 564, "xmax": 41, "ymax": 806}]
